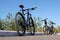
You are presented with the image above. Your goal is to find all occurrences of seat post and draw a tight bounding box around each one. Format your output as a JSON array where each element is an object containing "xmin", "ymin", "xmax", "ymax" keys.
[
  {"xmin": 19, "ymin": 4, "xmax": 24, "ymax": 15},
  {"xmin": 21, "ymin": 8, "xmax": 24, "ymax": 15}
]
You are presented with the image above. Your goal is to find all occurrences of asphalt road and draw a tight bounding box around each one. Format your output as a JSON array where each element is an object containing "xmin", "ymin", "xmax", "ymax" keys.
[
  {"xmin": 0, "ymin": 35, "xmax": 60, "ymax": 40},
  {"xmin": 0, "ymin": 30, "xmax": 44, "ymax": 36},
  {"xmin": 0, "ymin": 30, "xmax": 60, "ymax": 40}
]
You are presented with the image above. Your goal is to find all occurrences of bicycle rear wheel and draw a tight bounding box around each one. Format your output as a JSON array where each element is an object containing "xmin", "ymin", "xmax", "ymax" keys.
[
  {"xmin": 29, "ymin": 17, "xmax": 35, "ymax": 35},
  {"xmin": 49, "ymin": 28, "xmax": 54, "ymax": 35},
  {"xmin": 43, "ymin": 26, "xmax": 49, "ymax": 35},
  {"xmin": 15, "ymin": 12, "xmax": 25, "ymax": 36}
]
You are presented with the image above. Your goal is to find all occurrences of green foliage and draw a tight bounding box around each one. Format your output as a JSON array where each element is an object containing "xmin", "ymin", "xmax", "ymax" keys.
[
  {"xmin": 0, "ymin": 18, "xmax": 3, "ymax": 30},
  {"xmin": 0, "ymin": 12, "xmax": 16, "ymax": 30},
  {"xmin": 53, "ymin": 26, "xmax": 60, "ymax": 33},
  {"xmin": 54, "ymin": 28, "xmax": 58, "ymax": 33},
  {"xmin": 33, "ymin": 17, "xmax": 42, "ymax": 32},
  {"xmin": 5, "ymin": 12, "xmax": 16, "ymax": 31},
  {"xmin": 0, "ymin": 12, "xmax": 60, "ymax": 34},
  {"xmin": 57, "ymin": 26, "xmax": 60, "ymax": 32},
  {"xmin": 33, "ymin": 17, "xmax": 37, "ymax": 32},
  {"xmin": 33, "ymin": 17, "xmax": 37, "ymax": 27},
  {"xmin": 39, "ymin": 26, "xmax": 43, "ymax": 32}
]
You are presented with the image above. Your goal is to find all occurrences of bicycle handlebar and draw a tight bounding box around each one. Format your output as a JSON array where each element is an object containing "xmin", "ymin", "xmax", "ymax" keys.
[
  {"xmin": 49, "ymin": 21, "xmax": 56, "ymax": 25},
  {"xmin": 20, "ymin": 7, "xmax": 37, "ymax": 11},
  {"xmin": 41, "ymin": 18, "xmax": 48, "ymax": 21}
]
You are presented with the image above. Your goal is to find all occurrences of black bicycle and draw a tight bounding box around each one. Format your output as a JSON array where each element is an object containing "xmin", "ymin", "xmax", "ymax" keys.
[
  {"xmin": 42, "ymin": 18, "xmax": 55, "ymax": 35},
  {"xmin": 41, "ymin": 18, "xmax": 49, "ymax": 35},
  {"xmin": 14, "ymin": 4, "xmax": 37, "ymax": 36}
]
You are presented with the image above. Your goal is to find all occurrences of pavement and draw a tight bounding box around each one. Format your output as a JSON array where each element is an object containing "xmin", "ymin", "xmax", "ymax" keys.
[
  {"xmin": 0, "ymin": 30, "xmax": 60, "ymax": 40},
  {"xmin": 0, "ymin": 30, "xmax": 44, "ymax": 36}
]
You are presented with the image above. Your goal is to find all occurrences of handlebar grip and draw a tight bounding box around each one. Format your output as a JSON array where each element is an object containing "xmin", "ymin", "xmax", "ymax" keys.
[{"xmin": 31, "ymin": 7, "xmax": 37, "ymax": 10}]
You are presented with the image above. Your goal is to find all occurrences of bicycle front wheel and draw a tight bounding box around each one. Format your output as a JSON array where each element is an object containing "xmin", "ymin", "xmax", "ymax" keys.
[
  {"xmin": 29, "ymin": 17, "xmax": 35, "ymax": 35},
  {"xmin": 15, "ymin": 12, "xmax": 25, "ymax": 36}
]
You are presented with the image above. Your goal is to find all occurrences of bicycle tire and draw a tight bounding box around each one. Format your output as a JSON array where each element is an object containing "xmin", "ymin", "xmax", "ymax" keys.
[
  {"xmin": 29, "ymin": 17, "xmax": 35, "ymax": 35},
  {"xmin": 15, "ymin": 12, "xmax": 26, "ymax": 36},
  {"xmin": 49, "ymin": 28, "xmax": 54, "ymax": 35},
  {"xmin": 43, "ymin": 26, "xmax": 49, "ymax": 35}
]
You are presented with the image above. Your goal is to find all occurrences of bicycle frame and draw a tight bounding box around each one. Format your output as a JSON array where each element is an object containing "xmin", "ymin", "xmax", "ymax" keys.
[
  {"xmin": 20, "ymin": 7, "xmax": 36, "ymax": 27},
  {"xmin": 15, "ymin": 5, "xmax": 36, "ymax": 35}
]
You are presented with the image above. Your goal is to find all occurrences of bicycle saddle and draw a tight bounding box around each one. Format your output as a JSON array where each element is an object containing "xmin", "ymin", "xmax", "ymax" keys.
[{"xmin": 19, "ymin": 4, "xmax": 24, "ymax": 8}]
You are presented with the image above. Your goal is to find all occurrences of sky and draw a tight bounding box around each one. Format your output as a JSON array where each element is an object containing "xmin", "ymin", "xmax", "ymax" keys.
[{"xmin": 0, "ymin": 0, "xmax": 60, "ymax": 26}]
